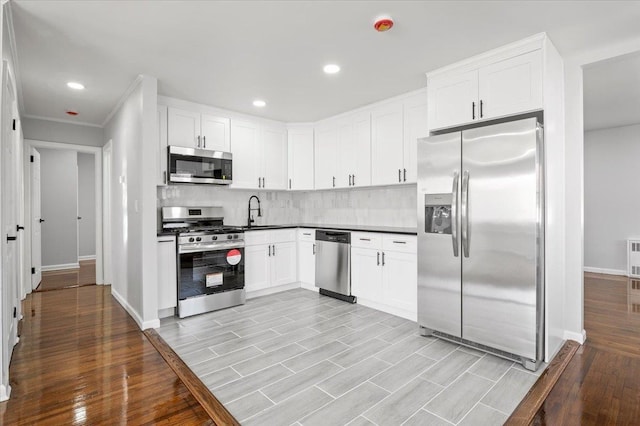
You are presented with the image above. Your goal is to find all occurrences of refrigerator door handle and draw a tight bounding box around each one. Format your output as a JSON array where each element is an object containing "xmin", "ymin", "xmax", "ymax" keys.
[
  {"xmin": 461, "ymin": 170, "xmax": 470, "ymax": 257},
  {"xmin": 451, "ymin": 171, "xmax": 460, "ymax": 257}
]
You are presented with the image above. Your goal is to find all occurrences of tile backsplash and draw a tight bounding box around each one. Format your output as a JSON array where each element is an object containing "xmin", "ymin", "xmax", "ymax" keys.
[{"xmin": 157, "ymin": 184, "xmax": 417, "ymax": 229}]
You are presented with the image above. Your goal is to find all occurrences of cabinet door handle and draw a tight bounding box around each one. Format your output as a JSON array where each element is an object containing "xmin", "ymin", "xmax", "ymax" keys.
[
  {"xmin": 359, "ymin": 238, "xmax": 371, "ymax": 241},
  {"xmin": 377, "ymin": 252, "xmax": 380, "ymax": 266},
  {"xmin": 197, "ymin": 135, "xmax": 201, "ymax": 147},
  {"xmin": 268, "ymin": 245, "xmax": 271, "ymax": 256},
  {"xmin": 472, "ymin": 102, "xmax": 476, "ymax": 120},
  {"xmin": 352, "ymin": 174, "xmax": 355, "ymax": 186},
  {"xmin": 403, "ymin": 168, "xmax": 407, "ymax": 182},
  {"xmin": 348, "ymin": 175, "xmax": 351, "ymax": 186},
  {"xmin": 313, "ymin": 244, "xmax": 316, "ymax": 255},
  {"xmin": 480, "ymin": 100, "xmax": 484, "ymax": 118},
  {"xmin": 333, "ymin": 176, "xmax": 335, "ymax": 187},
  {"xmin": 382, "ymin": 252, "xmax": 385, "ymax": 266},
  {"xmin": 398, "ymin": 169, "xmax": 401, "ymax": 182},
  {"xmin": 262, "ymin": 177, "xmax": 265, "ymax": 188},
  {"xmin": 272, "ymin": 244, "xmax": 276, "ymax": 256},
  {"xmin": 289, "ymin": 178, "xmax": 292, "ymax": 189},
  {"xmin": 392, "ymin": 240, "xmax": 407, "ymax": 244},
  {"xmin": 258, "ymin": 177, "xmax": 262, "ymax": 188},
  {"xmin": 203, "ymin": 135, "xmax": 206, "ymax": 148},
  {"xmin": 163, "ymin": 170, "xmax": 167, "ymax": 184}
]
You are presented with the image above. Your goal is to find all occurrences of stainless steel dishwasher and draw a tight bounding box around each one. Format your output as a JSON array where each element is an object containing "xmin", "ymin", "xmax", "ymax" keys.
[{"xmin": 315, "ymin": 230, "xmax": 356, "ymax": 303}]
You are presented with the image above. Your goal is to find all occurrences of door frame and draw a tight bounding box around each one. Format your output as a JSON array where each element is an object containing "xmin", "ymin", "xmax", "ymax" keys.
[{"xmin": 23, "ymin": 139, "xmax": 103, "ymax": 290}]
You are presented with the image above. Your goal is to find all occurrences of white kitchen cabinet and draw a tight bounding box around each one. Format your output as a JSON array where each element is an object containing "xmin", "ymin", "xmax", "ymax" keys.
[
  {"xmin": 427, "ymin": 49, "xmax": 542, "ymax": 131},
  {"xmin": 350, "ymin": 232, "xmax": 417, "ymax": 320},
  {"xmin": 262, "ymin": 125, "xmax": 288, "ymax": 190},
  {"xmin": 157, "ymin": 236, "xmax": 177, "ymax": 313},
  {"xmin": 402, "ymin": 91, "xmax": 429, "ymax": 183},
  {"xmin": 231, "ymin": 120, "xmax": 288, "ymax": 190},
  {"xmin": 314, "ymin": 124, "xmax": 338, "ymax": 190},
  {"xmin": 157, "ymin": 104, "xmax": 168, "ymax": 186},
  {"xmin": 245, "ymin": 230, "xmax": 297, "ymax": 294},
  {"xmin": 168, "ymin": 107, "xmax": 230, "ymax": 151},
  {"xmin": 337, "ymin": 112, "xmax": 371, "ymax": 188},
  {"xmin": 371, "ymin": 100, "xmax": 405, "ymax": 185},
  {"xmin": 287, "ymin": 126, "xmax": 314, "ymax": 190},
  {"xmin": 297, "ymin": 229, "xmax": 316, "ymax": 290}
]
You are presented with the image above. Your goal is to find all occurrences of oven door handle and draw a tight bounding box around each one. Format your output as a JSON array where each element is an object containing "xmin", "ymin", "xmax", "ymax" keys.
[{"xmin": 179, "ymin": 243, "xmax": 244, "ymax": 254}]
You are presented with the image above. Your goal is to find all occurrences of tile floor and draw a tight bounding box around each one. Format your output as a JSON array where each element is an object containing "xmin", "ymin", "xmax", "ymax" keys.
[{"xmin": 157, "ymin": 289, "xmax": 544, "ymax": 425}]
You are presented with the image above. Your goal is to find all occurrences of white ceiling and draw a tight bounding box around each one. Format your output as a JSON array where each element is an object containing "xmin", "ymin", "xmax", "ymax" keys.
[
  {"xmin": 10, "ymin": 1, "xmax": 640, "ymax": 126},
  {"xmin": 583, "ymin": 52, "xmax": 640, "ymax": 131}
]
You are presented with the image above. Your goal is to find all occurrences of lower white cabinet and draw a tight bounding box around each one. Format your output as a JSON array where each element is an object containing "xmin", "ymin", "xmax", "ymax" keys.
[
  {"xmin": 245, "ymin": 230, "xmax": 297, "ymax": 293},
  {"xmin": 351, "ymin": 232, "xmax": 417, "ymax": 320},
  {"xmin": 297, "ymin": 229, "xmax": 316, "ymax": 290},
  {"xmin": 157, "ymin": 236, "xmax": 177, "ymax": 313}
]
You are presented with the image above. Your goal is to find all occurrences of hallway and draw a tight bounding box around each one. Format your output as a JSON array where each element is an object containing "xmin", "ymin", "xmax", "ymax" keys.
[
  {"xmin": 35, "ymin": 259, "xmax": 96, "ymax": 292},
  {"xmin": 0, "ymin": 285, "xmax": 212, "ymax": 424}
]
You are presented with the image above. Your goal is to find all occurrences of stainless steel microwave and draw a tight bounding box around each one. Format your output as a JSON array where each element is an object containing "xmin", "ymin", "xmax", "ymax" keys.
[{"xmin": 168, "ymin": 146, "xmax": 232, "ymax": 184}]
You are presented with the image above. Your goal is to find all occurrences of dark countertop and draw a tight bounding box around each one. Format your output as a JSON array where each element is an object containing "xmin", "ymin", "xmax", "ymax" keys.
[
  {"xmin": 158, "ymin": 224, "xmax": 417, "ymax": 237},
  {"xmin": 240, "ymin": 224, "xmax": 417, "ymax": 235}
]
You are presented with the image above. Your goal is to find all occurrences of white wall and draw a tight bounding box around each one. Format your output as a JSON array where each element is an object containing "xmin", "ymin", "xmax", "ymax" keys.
[
  {"xmin": 39, "ymin": 149, "xmax": 78, "ymax": 268},
  {"xmin": 584, "ymin": 124, "xmax": 640, "ymax": 273},
  {"xmin": 22, "ymin": 117, "xmax": 104, "ymax": 147},
  {"xmin": 104, "ymin": 75, "xmax": 158, "ymax": 330},
  {"xmin": 157, "ymin": 185, "xmax": 416, "ymax": 230},
  {"xmin": 77, "ymin": 153, "xmax": 95, "ymax": 258}
]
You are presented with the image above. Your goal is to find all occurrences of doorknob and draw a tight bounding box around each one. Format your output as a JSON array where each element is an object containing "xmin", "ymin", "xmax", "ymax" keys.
[
  {"xmin": 77, "ymin": 216, "xmax": 82, "ymax": 220},
  {"xmin": 39, "ymin": 219, "xmax": 45, "ymax": 223}
]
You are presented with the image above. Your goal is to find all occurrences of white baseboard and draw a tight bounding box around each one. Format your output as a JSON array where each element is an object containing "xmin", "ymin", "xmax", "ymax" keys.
[
  {"xmin": 142, "ymin": 318, "xmax": 161, "ymax": 329},
  {"xmin": 247, "ymin": 282, "xmax": 300, "ymax": 299},
  {"xmin": 78, "ymin": 255, "xmax": 96, "ymax": 261},
  {"xmin": 158, "ymin": 307, "xmax": 176, "ymax": 319},
  {"xmin": 0, "ymin": 384, "xmax": 11, "ymax": 402},
  {"xmin": 300, "ymin": 282, "xmax": 319, "ymax": 292},
  {"xmin": 583, "ymin": 266, "xmax": 627, "ymax": 276},
  {"xmin": 111, "ymin": 287, "xmax": 147, "ymax": 330},
  {"xmin": 564, "ymin": 329, "xmax": 587, "ymax": 344},
  {"xmin": 41, "ymin": 262, "xmax": 79, "ymax": 272}
]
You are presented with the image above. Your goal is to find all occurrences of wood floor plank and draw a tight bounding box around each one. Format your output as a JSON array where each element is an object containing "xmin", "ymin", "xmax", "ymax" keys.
[
  {"xmin": 36, "ymin": 260, "xmax": 96, "ymax": 291},
  {"xmin": 0, "ymin": 285, "xmax": 215, "ymax": 425}
]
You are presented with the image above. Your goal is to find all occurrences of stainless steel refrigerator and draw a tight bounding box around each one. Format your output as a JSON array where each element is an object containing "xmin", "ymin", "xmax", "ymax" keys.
[{"xmin": 417, "ymin": 117, "xmax": 544, "ymax": 371}]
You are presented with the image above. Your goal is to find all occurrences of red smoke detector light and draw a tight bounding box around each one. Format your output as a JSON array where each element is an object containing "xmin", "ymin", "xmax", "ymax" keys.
[
  {"xmin": 374, "ymin": 15, "xmax": 394, "ymax": 32},
  {"xmin": 66, "ymin": 110, "xmax": 79, "ymax": 116}
]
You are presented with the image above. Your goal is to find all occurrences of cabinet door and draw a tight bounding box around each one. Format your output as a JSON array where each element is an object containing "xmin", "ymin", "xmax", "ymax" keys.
[
  {"xmin": 262, "ymin": 125, "xmax": 288, "ymax": 190},
  {"xmin": 168, "ymin": 107, "xmax": 201, "ymax": 148},
  {"xmin": 272, "ymin": 241, "xmax": 297, "ymax": 286},
  {"xmin": 371, "ymin": 101, "xmax": 404, "ymax": 185},
  {"xmin": 479, "ymin": 50, "xmax": 543, "ymax": 120},
  {"xmin": 157, "ymin": 105, "xmax": 168, "ymax": 185},
  {"xmin": 352, "ymin": 112, "xmax": 371, "ymax": 187},
  {"xmin": 157, "ymin": 237, "xmax": 177, "ymax": 310},
  {"xmin": 427, "ymin": 70, "xmax": 478, "ymax": 131},
  {"xmin": 314, "ymin": 124, "xmax": 338, "ymax": 189},
  {"xmin": 351, "ymin": 247, "xmax": 383, "ymax": 301},
  {"xmin": 201, "ymin": 114, "xmax": 231, "ymax": 151},
  {"xmin": 230, "ymin": 120, "xmax": 260, "ymax": 189},
  {"xmin": 402, "ymin": 92, "xmax": 428, "ymax": 183},
  {"xmin": 287, "ymin": 127, "xmax": 314, "ymax": 190},
  {"xmin": 297, "ymin": 240, "xmax": 316, "ymax": 289},
  {"xmin": 336, "ymin": 119, "xmax": 355, "ymax": 188},
  {"xmin": 245, "ymin": 244, "xmax": 271, "ymax": 292},
  {"xmin": 382, "ymin": 250, "xmax": 417, "ymax": 316}
]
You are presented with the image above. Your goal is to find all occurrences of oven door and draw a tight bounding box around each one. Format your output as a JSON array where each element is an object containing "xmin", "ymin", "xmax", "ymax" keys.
[
  {"xmin": 177, "ymin": 245, "xmax": 244, "ymax": 300},
  {"xmin": 168, "ymin": 145, "xmax": 232, "ymax": 184}
]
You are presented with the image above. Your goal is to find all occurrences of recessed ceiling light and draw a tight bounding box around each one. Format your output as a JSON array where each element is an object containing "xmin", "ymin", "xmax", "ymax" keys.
[
  {"xmin": 67, "ymin": 81, "xmax": 85, "ymax": 90},
  {"xmin": 323, "ymin": 64, "xmax": 341, "ymax": 74},
  {"xmin": 253, "ymin": 99, "xmax": 266, "ymax": 107}
]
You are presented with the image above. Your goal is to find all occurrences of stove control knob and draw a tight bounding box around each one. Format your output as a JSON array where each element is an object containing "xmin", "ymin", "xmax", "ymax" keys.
[
  {"xmin": 234, "ymin": 234, "xmax": 239, "ymax": 239},
  {"xmin": 196, "ymin": 237, "xmax": 202, "ymax": 242},
  {"xmin": 189, "ymin": 237, "xmax": 195, "ymax": 243},
  {"xmin": 227, "ymin": 235, "xmax": 233, "ymax": 240},
  {"xmin": 211, "ymin": 236, "xmax": 217, "ymax": 241}
]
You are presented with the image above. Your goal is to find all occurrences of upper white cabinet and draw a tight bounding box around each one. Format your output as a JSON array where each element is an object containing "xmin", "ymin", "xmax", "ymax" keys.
[
  {"xmin": 428, "ymin": 49, "xmax": 543, "ymax": 131},
  {"xmin": 168, "ymin": 107, "xmax": 230, "ymax": 151},
  {"xmin": 157, "ymin": 104, "xmax": 168, "ymax": 186},
  {"xmin": 231, "ymin": 120, "xmax": 288, "ymax": 190},
  {"xmin": 287, "ymin": 126, "xmax": 314, "ymax": 190},
  {"xmin": 371, "ymin": 100, "xmax": 404, "ymax": 186},
  {"xmin": 403, "ymin": 92, "xmax": 429, "ymax": 184},
  {"xmin": 314, "ymin": 124, "xmax": 339, "ymax": 190}
]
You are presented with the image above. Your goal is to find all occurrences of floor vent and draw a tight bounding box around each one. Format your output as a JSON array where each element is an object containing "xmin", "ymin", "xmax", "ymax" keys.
[
  {"xmin": 627, "ymin": 239, "xmax": 640, "ymax": 277},
  {"xmin": 432, "ymin": 330, "xmax": 523, "ymax": 364}
]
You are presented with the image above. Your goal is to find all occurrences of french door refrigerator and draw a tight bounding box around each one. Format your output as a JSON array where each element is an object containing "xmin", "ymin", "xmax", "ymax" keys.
[{"xmin": 417, "ymin": 117, "xmax": 544, "ymax": 371}]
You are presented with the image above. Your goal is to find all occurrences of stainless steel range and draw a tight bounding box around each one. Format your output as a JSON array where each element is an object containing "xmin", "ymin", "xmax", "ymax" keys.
[{"xmin": 162, "ymin": 206, "xmax": 245, "ymax": 318}]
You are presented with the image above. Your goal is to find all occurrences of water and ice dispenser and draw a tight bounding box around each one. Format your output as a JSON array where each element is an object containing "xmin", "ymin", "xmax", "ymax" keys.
[{"xmin": 424, "ymin": 193, "xmax": 453, "ymax": 235}]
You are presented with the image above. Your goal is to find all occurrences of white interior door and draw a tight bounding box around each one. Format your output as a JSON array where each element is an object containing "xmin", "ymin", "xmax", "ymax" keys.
[{"xmin": 30, "ymin": 148, "xmax": 42, "ymax": 289}]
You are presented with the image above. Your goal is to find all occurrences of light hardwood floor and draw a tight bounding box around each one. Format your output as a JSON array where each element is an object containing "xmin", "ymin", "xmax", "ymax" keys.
[{"xmin": 36, "ymin": 259, "xmax": 96, "ymax": 291}]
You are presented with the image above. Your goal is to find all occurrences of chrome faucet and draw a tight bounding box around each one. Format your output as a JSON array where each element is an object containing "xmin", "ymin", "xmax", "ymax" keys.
[{"xmin": 247, "ymin": 195, "xmax": 262, "ymax": 228}]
